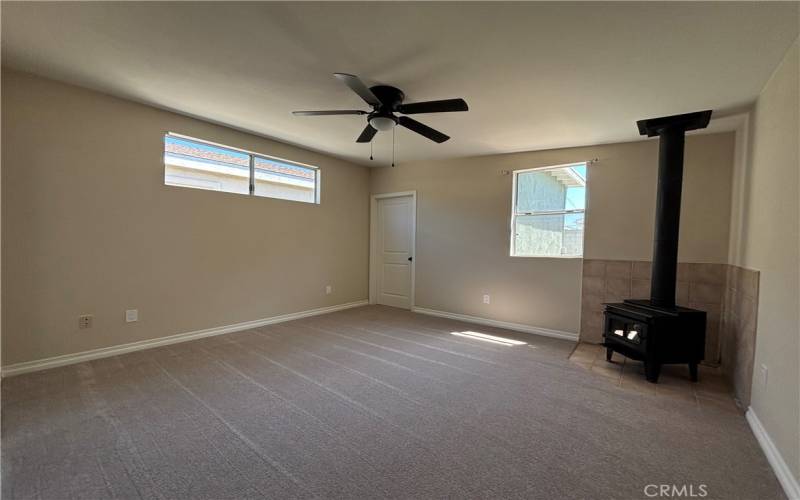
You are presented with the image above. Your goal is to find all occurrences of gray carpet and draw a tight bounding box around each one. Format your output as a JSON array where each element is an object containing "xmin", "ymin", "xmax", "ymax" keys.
[{"xmin": 1, "ymin": 305, "xmax": 784, "ymax": 499}]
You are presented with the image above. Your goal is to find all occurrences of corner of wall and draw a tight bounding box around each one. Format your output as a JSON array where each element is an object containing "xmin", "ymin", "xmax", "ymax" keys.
[{"xmin": 731, "ymin": 36, "xmax": 800, "ymax": 494}]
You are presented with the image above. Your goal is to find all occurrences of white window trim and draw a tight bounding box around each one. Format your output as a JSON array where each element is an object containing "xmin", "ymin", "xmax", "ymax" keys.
[
  {"xmin": 509, "ymin": 162, "xmax": 587, "ymax": 259},
  {"xmin": 164, "ymin": 132, "xmax": 321, "ymax": 204}
]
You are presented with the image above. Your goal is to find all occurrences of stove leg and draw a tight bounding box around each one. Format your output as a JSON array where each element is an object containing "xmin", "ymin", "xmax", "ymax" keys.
[
  {"xmin": 689, "ymin": 361, "xmax": 698, "ymax": 382},
  {"xmin": 606, "ymin": 347, "xmax": 613, "ymax": 362},
  {"xmin": 645, "ymin": 362, "xmax": 661, "ymax": 383}
]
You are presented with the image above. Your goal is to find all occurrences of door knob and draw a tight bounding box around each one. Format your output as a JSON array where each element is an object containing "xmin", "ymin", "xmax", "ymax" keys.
[{"xmin": 408, "ymin": 257, "xmax": 413, "ymax": 262}]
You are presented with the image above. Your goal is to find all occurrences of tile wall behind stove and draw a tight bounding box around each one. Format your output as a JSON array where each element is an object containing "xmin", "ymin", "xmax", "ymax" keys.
[{"xmin": 579, "ymin": 259, "xmax": 759, "ymax": 406}]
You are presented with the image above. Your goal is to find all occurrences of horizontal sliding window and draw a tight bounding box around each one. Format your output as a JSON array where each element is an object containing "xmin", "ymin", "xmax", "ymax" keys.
[
  {"xmin": 510, "ymin": 163, "xmax": 587, "ymax": 257},
  {"xmin": 164, "ymin": 134, "xmax": 319, "ymax": 204},
  {"xmin": 253, "ymin": 156, "xmax": 317, "ymax": 203}
]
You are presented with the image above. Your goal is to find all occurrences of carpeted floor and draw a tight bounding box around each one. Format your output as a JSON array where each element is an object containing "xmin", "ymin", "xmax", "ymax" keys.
[{"xmin": 1, "ymin": 305, "xmax": 785, "ymax": 499}]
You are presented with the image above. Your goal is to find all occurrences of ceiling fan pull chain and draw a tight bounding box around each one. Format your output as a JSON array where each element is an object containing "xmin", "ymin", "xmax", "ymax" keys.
[
  {"xmin": 392, "ymin": 127, "xmax": 396, "ymax": 167},
  {"xmin": 370, "ymin": 140, "xmax": 373, "ymax": 161}
]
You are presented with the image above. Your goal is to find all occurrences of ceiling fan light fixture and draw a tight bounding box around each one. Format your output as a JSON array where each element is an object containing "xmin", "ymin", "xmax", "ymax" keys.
[{"xmin": 369, "ymin": 116, "xmax": 396, "ymax": 131}]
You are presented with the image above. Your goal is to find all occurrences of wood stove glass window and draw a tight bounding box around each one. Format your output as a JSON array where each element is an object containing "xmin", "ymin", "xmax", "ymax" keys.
[{"xmin": 511, "ymin": 163, "xmax": 586, "ymax": 257}]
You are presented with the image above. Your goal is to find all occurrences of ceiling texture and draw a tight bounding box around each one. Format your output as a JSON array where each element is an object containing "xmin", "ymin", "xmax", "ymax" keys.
[{"xmin": 2, "ymin": 2, "xmax": 798, "ymax": 166}]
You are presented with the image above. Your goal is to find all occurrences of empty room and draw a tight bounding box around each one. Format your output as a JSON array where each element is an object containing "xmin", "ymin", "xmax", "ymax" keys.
[{"xmin": 1, "ymin": 2, "xmax": 799, "ymax": 499}]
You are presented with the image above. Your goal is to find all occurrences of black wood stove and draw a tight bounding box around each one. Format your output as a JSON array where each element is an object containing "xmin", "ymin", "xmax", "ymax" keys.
[{"xmin": 603, "ymin": 111, "xmax": 711, "ymax": 383}]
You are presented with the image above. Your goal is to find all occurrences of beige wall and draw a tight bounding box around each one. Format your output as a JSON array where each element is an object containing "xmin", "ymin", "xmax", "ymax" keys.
[
  {"xmin": 1, "ymin": 71, "xmax": 370, "ymax": 366},
  {"xmin": 585, "ymin": 134, "xmax": 734, "ymax": 263},
  {"xmin": 731, "ymin": 40, "xmax": 799, "ymax": 481},
  {"xmin": 0, "ymin": 69, "xmax": 738, "ymax": 363},
  {"xmin": 370, "ymin": 132, "xmax": 734, "ymax": 334}
]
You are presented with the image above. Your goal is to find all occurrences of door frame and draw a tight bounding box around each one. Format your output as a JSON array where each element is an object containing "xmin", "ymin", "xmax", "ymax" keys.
[{"xmin": 369, "ymin": 191, "xmax": 417, "ymax": 309}]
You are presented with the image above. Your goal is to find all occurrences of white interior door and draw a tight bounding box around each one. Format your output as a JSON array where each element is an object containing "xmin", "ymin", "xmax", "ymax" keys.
[{"xmin": 375, "ymin": 195, "xmax": 414, "ymax": 309}]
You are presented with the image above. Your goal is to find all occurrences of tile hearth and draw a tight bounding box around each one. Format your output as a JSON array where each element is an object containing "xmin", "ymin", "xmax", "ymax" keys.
[{"xmin": 568, "ymin": 342, "xmax": 739, "ymax": 413}]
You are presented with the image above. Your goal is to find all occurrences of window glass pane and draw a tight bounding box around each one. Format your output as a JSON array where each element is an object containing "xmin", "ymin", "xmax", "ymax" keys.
[
  {"xmin": 566, "ymin": 164, "xmax": 586, "ymax": 210},
  {"xmin": 163, "ymin": 135, "xmax": 320, "ymax": 203},
  {"xmin": 514, "ymin": 213, "xmax": 584, "ymax": 257},
  {"xmin": 253, "ymin": 156, "xmax": 316, "ymax": 203},
  {"xmin": 516, "ymin": 165, "xmax": 586, "ymax": 212},
  {"xmin": 565, "ymin": 186, "xmax": 585, "ymax": 210},
  {"xmin": 164, "ymin": 136, "xmax": 250, "ymax": 194}
]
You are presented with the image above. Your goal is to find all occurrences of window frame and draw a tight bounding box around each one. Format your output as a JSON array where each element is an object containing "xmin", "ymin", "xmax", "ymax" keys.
[
  {"xmin": 509, "ymin": 162, "xmax": 587, "ymax": 258},
  {"xmin": 164, "ymin": 132, "xmax": 321, "ymax": 204}
]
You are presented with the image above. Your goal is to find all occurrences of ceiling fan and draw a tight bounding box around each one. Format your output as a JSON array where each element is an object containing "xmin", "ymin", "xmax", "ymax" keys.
[{"xmin": 293, "ymin": 73, "xmax": 468, "ymax": 144}]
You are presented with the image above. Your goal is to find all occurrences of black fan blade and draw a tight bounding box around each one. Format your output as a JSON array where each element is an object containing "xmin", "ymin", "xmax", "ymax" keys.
[
  {"xmin": 398, "ymin": 116, "xmax": 450, "ymax": 143},
  {"xmin": 334, "ymin": 73, "xmax": 381, "ymax": 106},
  {"xmin": 397, "ymin": 98, "xmax": 468, "ymax": 115},
  {"xmin": 356, "ymin": 124, "xmax": 378, "ymax": 143},
  {"xmin": 293, "ymin": 110, "xmax": 367, "ymax": 116}
]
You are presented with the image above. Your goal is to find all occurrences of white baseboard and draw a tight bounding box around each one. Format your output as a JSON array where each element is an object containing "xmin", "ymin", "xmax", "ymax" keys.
[
  {"xmin": 1, "ymin": 300, "xmax": 369, "ymax": 377},
  {"xmin": 412, "ymin": 307, "xmax": 579, "ymax": 342},
  {"xmin": 746, "ymin": 407, "xmax": 800, "ymax": 500}
]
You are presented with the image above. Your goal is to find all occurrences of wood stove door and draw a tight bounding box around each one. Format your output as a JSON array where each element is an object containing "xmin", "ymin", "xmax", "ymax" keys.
[{"xmin": 604, "ymin": 314, "xmax": 646, "ymax": 350}]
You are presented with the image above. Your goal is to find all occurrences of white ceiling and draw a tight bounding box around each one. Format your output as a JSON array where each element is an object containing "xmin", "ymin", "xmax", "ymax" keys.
[{"xmin": 2, "ymin": 2, "xmax": 798, "ymax": 166}]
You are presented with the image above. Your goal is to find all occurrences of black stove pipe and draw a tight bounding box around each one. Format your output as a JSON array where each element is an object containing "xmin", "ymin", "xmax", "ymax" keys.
[
  {"xmin": 637, "ymin": 111, "xmax": 712, "ymax": 309},
  {"xmin": 650, "ymin": 127, "xmax": 684, "ymax": 307}
]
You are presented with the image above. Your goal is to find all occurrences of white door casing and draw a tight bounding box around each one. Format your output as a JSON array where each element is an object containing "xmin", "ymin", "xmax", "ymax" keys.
[{"xmin": 370, "ymin": 192, "xmax": 416, "ymax": 309}]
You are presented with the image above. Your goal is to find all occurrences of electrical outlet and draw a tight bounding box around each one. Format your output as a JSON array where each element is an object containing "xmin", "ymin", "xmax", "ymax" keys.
[
  {"xmin": 483, "ymin": 294, "xmax": 491, "ymax": 304},
  {"xmin": 325, "ymin": 285, "xmax": 333, "ymax": 295},
  {"xmin": 760, "ymin": 364, "xmax": 768, "ymax": 388},
  {"xmin": 126, "ymin": 309, "xmax": 138, "ymax": 323},
  {"xmin": 78, "ymin": 315, "xmax": 93, "ymax": 329}
]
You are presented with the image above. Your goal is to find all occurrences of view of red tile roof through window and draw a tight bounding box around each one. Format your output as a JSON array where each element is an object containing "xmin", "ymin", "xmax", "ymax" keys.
[{"xmin": 165, "ymin": 139, "xmax": 315, "ymax": 180}]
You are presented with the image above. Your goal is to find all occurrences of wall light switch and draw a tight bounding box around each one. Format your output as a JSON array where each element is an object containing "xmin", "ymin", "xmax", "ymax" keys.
[
  {"xmin": 483, "ymin": 294, "xmax": 491, "ymax": 304},
  {"xmin": 325, "ymin": 285, "xmax": 332, "ymax": 295},
  {"xmin": 760, "ymin": 364, "xmax": 768, "ymax": 388},
  {"xmin": 79, "ymin": 315, "xmax": 93, "ymax": 329},
  {"xmin": 126, "ymin": 309, "xmax": 139, "ymax": 323}
]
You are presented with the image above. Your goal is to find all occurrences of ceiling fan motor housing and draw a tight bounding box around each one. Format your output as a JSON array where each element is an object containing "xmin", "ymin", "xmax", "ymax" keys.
[{"xmin": 370, "ymin": 85, "xmax": 405, "ymax": 111}]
